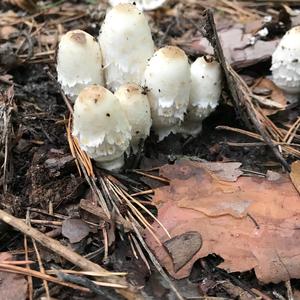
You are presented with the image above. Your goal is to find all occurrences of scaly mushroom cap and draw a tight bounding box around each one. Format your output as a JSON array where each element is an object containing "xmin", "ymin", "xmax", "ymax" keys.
[
  {"xmin": 108, "ymin": 0, "xmax": 166, "ymax": 11},
  {"xmin": 271, "ymin": 26, "xmax": 300, "ymax": 94},
  {"xmin": 72, "ymin": 85, "xmax": 131, "ymax": 170},
  {"xmin": 180, "ymin": 56, "xmax": 222, "ymax": 136},
  {"xmin": 99, "ymin": 3, "xmax": 154, "ymax": 91},
  {"xmin": 143, "ymin": 46, "xmax": 191, "ymax": 140},
  {"xmin": 115, "ymin": 83, "xmax": 152, "ymax": 153},
  {"xmin": 57, "ymin": 30, "xmax": 104, "ymax": 101}
]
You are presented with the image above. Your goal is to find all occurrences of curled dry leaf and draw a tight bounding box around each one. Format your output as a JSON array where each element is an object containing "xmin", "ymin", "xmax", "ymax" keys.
[
  {"xmin": 0, "ymin": 252, "xmax": 27, "ymax": 300},
  {"xmin": 145, "ymin": 160, "xmax": 300, "ymax": 283}
]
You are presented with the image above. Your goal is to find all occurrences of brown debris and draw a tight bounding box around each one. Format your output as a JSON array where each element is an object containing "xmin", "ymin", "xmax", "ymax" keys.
[
  {"xmin": 145, "ymin": 160, "xmax": 300, "ymax": 284},
  {"xmin": 62, "ymin": 218, "xmax": 91, "ymax": 244},
  {"xmin": 0, "ymin": 252, "xmax": 28, "ymax": 300},
  {"xmin": 290, "ymin": 160, "xmax": 300, "ymax": 195},
  {"xmin": 164, "ymin": 231, "xmax": 202, "ymax": 272},
  {"xmin": 251, "ymin": 78, "xmax": 287, "ymax": 115},
  {"xmin": 200, "ymin": 9, "xmax": 290, "ymax": 171},
  {"xmin": 193, "ymin": 23, "xmax": 280, "ymax": 69}
]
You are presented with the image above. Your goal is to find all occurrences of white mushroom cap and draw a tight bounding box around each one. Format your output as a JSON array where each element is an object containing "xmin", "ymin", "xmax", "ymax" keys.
[
  {"xmin": 108, "ymin": 0, "xmax": 166, "ymax": 11},
  {"xmin": 57, "ymin": 30, "xmax": 104, "ymax": 101},
  {"xmin": 180, "ymin": 56, "xmax": 222, "ymax": 137},
  {"xmin": 271, "ymin": 26, "xmax": 300, "ymax": 94},
  {"xmin": 99, "ymin": 3, "xmax": 154, "ymax": 91},
  {"xmin": 143, "ymin": 46, "xmax": 191, "ymax": 141},
  {"xmin": 115, "ymin": 83, "xmax": 152, "ymax": 153},
  {"xmin": 72, "ymin": 85, "xmax": 131, "ymax": 170}
]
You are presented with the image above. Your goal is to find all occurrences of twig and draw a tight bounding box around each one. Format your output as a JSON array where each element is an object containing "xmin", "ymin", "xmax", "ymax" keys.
[
  {"xmin": 0, "ymin": 208, "xmax": 144, "ymax": 300},
  {"xmin": 53, "ymin": 267, "xmax": 120, "ymax": 300},
  {"xmin": 0, "ymin": 264, "xmax": 90, "ymax": 292},
  {"xmin": 200, "ymin": 9, "xmax": 290, "ymax": 171},
  {"xmin": 27, "ymin": 206, "xmax": 51, "ymax": 300},
  {"xmin": 24, "ymin": 230, "xmax": 33, "ymax": 300},
  {"xmin": 285, "ymin": 280, "xmax": 294, "ymax": 300},
  {"xmin": 131, "ymin": 170, "xmax": 170, "ymax": 183}
]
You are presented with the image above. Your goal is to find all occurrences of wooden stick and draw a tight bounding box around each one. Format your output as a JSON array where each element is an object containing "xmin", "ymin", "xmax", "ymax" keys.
[
  {"xmin": 0, "ymin": 209, "xmax": 143, "ymax": 300},
  {"xmin": 199, "ymin": 9, "xmax": 290, "ymax": 171}
]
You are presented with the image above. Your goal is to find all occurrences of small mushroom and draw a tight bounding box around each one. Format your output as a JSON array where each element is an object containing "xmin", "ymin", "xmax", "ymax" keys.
[
  {"xmin": 72, "ymin": 85, "xmax": 131, "ymax": 171},
  {"xmin": 271, "ymin": 26, "xmax": 300, "ymax": 103},
  {"xmin": 180, "ymin": 56, "xmax": 222, "ymax": 136},
  {"xmin": 98, "ymin": 3, "xmax": 154, "ymax": 91},
  {"xmin": 143, "ymin": 46, "xmax": 191, "ymax": 141},
  {"xmin": 115, "ymin": 83, "xmax": 152, "ymax": 153},
  {"xmin": 108, "ymin": 0, "xmax": 166, "ymax": 11},
  {"xmin": 56, "ymin": 30, "xmax": 104, "ymax": 102}
]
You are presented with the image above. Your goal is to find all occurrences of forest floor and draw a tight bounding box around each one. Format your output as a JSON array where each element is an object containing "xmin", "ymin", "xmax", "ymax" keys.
[{"xmin": 1, "ymin": 0, "xmax": 300, "ymax": 299}]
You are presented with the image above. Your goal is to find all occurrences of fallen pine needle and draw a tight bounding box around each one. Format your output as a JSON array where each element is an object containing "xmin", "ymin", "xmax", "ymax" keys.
[
  {"xmin": 0, "ymin": 264, "xmax": 90, "ymax": 292},
  {"xmin": 46, "ymin": 269, "xmax": 127, "ymax": 277},
  {"xmin": 0, "ymin": 260, "xmax": 34, "ymax": 265}
]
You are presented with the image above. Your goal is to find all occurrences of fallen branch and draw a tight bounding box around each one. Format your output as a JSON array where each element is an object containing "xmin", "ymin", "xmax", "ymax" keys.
[
  {"xmin": 0, "ymin": 208, "xmax": 144, "ymax": 300},
  {"xmin": 200, "ymin": 9, "xmax": 290, "ymax": 171}
]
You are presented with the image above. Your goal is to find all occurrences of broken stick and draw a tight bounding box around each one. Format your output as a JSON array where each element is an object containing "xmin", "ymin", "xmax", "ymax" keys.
[
  {"xmin": 199, "ymin": 9, "xmax": 290, "ymax": 171},
  {"xmin": 0, "ymin": 208, "xmax": 143, "ymax": 300}
]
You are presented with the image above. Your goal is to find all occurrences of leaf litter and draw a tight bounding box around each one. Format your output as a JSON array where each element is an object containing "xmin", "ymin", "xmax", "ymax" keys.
[
  {"xmin": 146, "ymin": 159, "xmax": 300, "ymax": 284},
  {"xmin": 0, "ymin": 252, "xmax": 27, "ymax": 300}
]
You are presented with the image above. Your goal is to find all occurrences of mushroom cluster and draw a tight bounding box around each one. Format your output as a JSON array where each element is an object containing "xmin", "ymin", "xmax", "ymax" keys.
[{"xmin": 56, "ymin": 3, "xmax": 223, "ymax": 170}]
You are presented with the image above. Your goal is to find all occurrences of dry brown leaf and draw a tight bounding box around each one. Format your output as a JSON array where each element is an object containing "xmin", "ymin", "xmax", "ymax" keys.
[
  {"xmin": 252, "ymin": 78, "xmax": 287, "ymax": 115},
  {"xmin": 0, "ymin": 252, "xmax": 27, "ymax": 300},
  {"xmin": 290, "ymin": 160, "xmax": 300, "ymax": 195},
  {"xmin": 199, "ymin": 161, "xmax": 243, "ymax": 182},
  {"xmin": 62, "ymin": 219, "xmax": 91, "ymax": 244},
  {"xmin": 145, "ymin": 160, "xmax": 300, "ymax": 284}
]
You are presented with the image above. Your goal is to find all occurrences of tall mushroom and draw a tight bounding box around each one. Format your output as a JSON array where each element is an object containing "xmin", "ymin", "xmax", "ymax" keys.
[
  {"xmin": 98, "ymin": 3, "xmax": 154, "ymax": 91},
  {"xmin": 72, "ymin": 85, "xmax": 131, "ymax": 171},
  {"xmin": 180, "ymin": 56, "xmax": 222, "ymax": 136},
  {"xmin": 143, "ymin": 46, "xmax": 191, "ymax": 141},
  {"xmin": 108, "ymin": 0, "xmax": 166, "ymax": 11},
  {"xmin": 115, "ymin": 83, "xmax": 152, "ymax": 153},
  {"xmin": 56, "ymin": 30, "xmax": 104, "ymax": 102},
  {"xmin": 271, "ymin": 26, "xmax": 300, "ymax": 103}
]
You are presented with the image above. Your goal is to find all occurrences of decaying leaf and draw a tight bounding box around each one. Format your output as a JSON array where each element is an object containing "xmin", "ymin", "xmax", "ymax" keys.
[
  {"xmin": 192, "ymin": 23, "xmax": 279, "ymax": 69},
  {"xmin": 290, "ymin": 160, "xmax": 300, "ymax": 195},
  {"xmin": 145, "ymin": 160, "xmax": 300, "ymax": 283},
  {"xmin": 0, "ymin": 252, "xmax": 27, "ymax": 300},
  {"xmin": 164, "ymin": 231, "xmax": 202, "ymax": 272},
  {"xmin": 252, "ymin": 78, "xmax": 287, "ymax": 115},
  {"xmin": 62, "ymin": 218, "xmax": 91, "ymax": 243},
  {"xmin": 199, "ymin": 161, "xmax": 243, "ymax": 182}
]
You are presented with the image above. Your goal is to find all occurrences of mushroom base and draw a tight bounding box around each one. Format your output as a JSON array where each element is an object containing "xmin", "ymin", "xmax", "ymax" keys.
[
  {"xmin": 178, "ymin": 120, "xmax": 203, "ymax": 138},
  {"xmin": 95, "ymin": 155, "xmax": 125, "ymax": 171}
]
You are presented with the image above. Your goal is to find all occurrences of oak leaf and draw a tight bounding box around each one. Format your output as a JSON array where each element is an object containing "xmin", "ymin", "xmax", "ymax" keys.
[{"xmin": 145, "ymin": 160, "xmax": 300, "ymax": 283}]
